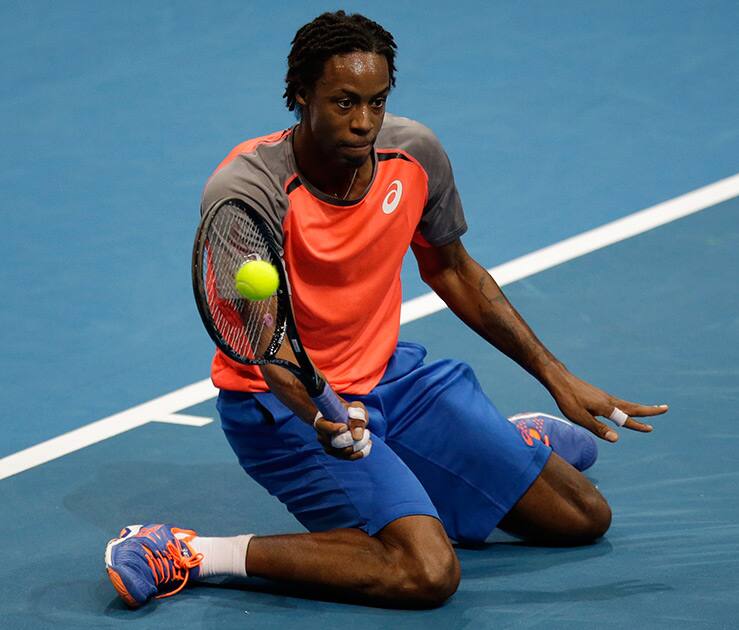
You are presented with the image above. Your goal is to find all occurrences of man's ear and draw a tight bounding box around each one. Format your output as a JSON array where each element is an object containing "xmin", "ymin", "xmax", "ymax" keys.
[{"xmin": 295, "ymin": 87, "xmax": 309, "ymax": 109}]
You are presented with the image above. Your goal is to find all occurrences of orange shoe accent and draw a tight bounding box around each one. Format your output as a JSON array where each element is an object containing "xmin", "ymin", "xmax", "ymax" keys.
[
  {"xmin": 138, "ymin": 527, "xmax": 203, "ymax": 599},
  {"xmin": 513, "ymin": 417, "xmax": 552, "ymax": 449},
  {"xmin": 520, "ymin": 429, "xmax": 534, "ymax": 446},
  {"xmin": 107, "ymin": 568, "xmax": 139, "ymax": 608},
  {"xmin": 136, "ymin": 524, "xmax": 164, "ymax": 538}
]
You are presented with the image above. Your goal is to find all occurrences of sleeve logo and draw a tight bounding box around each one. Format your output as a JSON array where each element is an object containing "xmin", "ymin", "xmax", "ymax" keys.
[{"xmin": 382, "ymin": 179, "xmax": 403, "ymax": 214}]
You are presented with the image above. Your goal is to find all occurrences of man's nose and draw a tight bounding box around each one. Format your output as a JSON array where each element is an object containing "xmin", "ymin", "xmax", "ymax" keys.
[{"xmin": 350, "ymin": 105, "xmax": 373, "ymax": 135}]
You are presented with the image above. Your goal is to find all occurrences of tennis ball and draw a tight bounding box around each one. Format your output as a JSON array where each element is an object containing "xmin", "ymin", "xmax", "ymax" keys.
[{"xmin": 234, "ymin": 260, "xmax": 279, "ymax": 300}]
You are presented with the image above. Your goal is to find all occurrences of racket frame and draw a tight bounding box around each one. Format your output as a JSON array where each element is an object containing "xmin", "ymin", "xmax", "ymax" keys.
[{"xmin": 192, "ymin": 199, "xmax": 327, "ymax": 399}]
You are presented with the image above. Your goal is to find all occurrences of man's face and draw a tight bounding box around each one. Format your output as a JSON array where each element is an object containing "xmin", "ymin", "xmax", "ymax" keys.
[{"xmin": 298, "ymin": 52, "xmax": 390, "ymax": 168}]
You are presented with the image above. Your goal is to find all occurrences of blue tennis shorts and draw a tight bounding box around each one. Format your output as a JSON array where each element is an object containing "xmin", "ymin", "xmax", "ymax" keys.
[{"xmin": 218, "ymin": 341, "xmax": 551, "ymax": 543}]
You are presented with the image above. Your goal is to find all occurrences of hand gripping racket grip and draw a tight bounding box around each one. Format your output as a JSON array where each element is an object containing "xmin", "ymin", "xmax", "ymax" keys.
[{"xmin": 311, "ymin": 383, "xmax": 349, "ymax": 423}]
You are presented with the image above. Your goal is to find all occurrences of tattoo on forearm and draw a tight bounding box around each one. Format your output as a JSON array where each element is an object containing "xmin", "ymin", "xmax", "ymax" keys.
[
  {"xmin": 478, "ymin": 273, "xmax": 506, "ymax": 307},
  {"xmin": 477, "ymin": 271, "xmax": 539, "ymax": 362}
]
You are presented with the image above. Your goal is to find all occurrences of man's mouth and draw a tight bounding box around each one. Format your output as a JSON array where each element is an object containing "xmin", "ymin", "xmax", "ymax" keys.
[{"xmin": 342, "ymin": 143, "xmax": 372, "ymax": 152}]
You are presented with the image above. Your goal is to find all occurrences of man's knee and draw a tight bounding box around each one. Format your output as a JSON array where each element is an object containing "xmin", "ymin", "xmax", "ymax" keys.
[
  {"xmin": 499, "ymin": 453, "xmax": 612, "ymax": 545},
  {"xmin": 400, "ymin": 542, "xmax": 460, "ymax": 606},
  {"xmin": 573, "ymin": 486, "xmax": 611, "ymax": 542},
  {"xmin": 546, "ymin": 476, "xmax": 612, "ymax": 546},
  {"xmin": 378, "ymin": 516, "xmax": 460, "ymax": 607}
]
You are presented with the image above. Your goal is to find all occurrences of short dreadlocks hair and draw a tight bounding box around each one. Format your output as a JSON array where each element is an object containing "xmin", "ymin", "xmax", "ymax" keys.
[{"xmin": 284, "ymin": 11, "xmax": 398, "ymax": 116}]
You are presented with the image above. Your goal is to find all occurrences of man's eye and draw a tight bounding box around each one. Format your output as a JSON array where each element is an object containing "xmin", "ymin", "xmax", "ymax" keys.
[
  {"xmin": 372, "ymin": 98, "xmax": 386, "ymax": 109},
  {"xmin": 337, "ymin": 99, "xmax": 352, "ymax": 109}
]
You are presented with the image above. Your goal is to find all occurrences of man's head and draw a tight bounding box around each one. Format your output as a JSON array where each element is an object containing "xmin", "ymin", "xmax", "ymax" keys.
[
  {"xmin": 285, "ymin": 11, "xmax": 396, "ymax": 169},
  {"xmin": 284, "ymin": 11, "xmax": 397, "ymax": 116},
  {"xmin": 285, "ymin": 11, "xmax": 397, "ymax": 169}
]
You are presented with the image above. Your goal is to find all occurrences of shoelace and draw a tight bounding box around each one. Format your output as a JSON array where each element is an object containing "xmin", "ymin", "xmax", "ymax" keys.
[{"xmin": 141, "ymin": 528, "xmax": 203, "ymax": 599}]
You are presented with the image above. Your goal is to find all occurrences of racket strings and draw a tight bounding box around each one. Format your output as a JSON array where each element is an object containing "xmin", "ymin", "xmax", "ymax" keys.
[{"xmin": 203, "ymin": 205, "xmax": 280, "ymax": 360}]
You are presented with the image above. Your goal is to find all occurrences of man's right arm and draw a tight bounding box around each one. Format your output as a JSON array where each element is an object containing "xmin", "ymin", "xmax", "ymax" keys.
[{"xmin": 259, "ymin": 339, "xmax": 369, "ymax": 460}]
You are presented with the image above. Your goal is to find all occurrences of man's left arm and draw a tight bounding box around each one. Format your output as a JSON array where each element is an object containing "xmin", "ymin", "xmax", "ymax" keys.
[{"xmin": 411, "ymin": 238, "xmax": 669, "ymax": 442}]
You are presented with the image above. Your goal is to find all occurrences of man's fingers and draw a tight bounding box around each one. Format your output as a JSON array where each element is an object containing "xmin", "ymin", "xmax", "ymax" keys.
[
  {"xmin": 315, "ymin": 417, "xmax": 349, "ymax": 435},
  {"xmin": 569, "ymin": 408, "xmax": 619, "ymax": 442},
  {"xmin": 623, "ymin": 417, "xmax": 653, "ymax": 432},
  {"xmin": 321, "ymin": 443, "xmax": 355, "ymax": 458},
  {"xmin": 617, "ymin": 401, "xmax": 669, "ymax": 418},
  {"xmin": 350, "ymin": 439, "xmax": 372, "ymax": 460},
  {"xmin": 316, "ymin": 403, "xmax": 371, "ymax": 460},
  {"xmin": 604, "ymin": 401, "xmax": 668, "ymax": 432},
  {"xmin": 331, "ymin": 428, "xmax": 372, "ymax": 450},
  {"xmin": 322, "ymin": 436, "xmax": 373, "ymax": 460},
  {"xmin": 347, "ymin": 403, "xmax": 368, "ymax": 440},
  {"xmin": 331, "ymin": 431, "xmax": 353, "ymax": 449},
  {"xmin": 352, "ymin": 429, "xmax": 371, "ymax": 452},
  {"xmin": 347, "ymin": 437, "xmax": 372, "ymax": 460},
  {"xmin": 607, "ymin": 409, "xmax": 652, "ymax": 432}
]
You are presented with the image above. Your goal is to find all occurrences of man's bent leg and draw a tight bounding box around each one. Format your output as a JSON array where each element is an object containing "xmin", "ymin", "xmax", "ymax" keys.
[
  {"xmin": 498, "ymin": 452, "xmax": 611, "ymax": 545},
  {"xmin": 107, "ymin": 517, "xmax": 459, "ymax": 609},
  {"xmin": 214, "ymin": 390, "xmax": 458, "ymax": 607},
  {"xmin": 246, "ymin": 515, "xmax": 460, "ymax": 607},
  {"xmin": 373, "ymin": 354, "xmax": 553, "ymax": 543}
]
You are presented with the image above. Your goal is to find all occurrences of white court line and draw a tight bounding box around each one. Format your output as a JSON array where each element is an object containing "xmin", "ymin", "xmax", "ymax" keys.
[
  {"xmin": 154, "ymin": 413, "xmax": 214, "ymax": 427},
  {"xmin": 401, "ymin": 173, "xmax": 739, "ymax": 324},
  {"xmin": 0, "ymin": 380, "xmax": 217, "ymax": 480},
  {"xmin": 1, "ymin": 173, "xmax": 738, "ymax": 481}
]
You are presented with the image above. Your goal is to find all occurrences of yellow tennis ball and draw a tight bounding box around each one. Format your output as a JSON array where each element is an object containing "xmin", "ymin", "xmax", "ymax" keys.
[{"xmin": 234, "ymin": 260, "xmax": 279, "ymax": 300}]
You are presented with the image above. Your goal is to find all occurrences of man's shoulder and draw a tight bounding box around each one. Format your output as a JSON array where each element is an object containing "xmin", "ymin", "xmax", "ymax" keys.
[
  {"xmin": 201, "ymin": 127, "xmax": 294, "ymax": 218},
  {"xmin": 377, "ymin": 113, "xmax": 448, "ymax": 168},
  {"xmin": 214, "ymin": 127, "xmax": 293, "ymax": 174},
  {"xmin": 377, "ymin": 113, "xmax": 453, "ymax": 185}
]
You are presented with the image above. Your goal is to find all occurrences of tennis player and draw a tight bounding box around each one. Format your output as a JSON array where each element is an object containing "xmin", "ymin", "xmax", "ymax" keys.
[{"xmin": 105, "ymin": 10, "xmax": 668, "ymax": 608}]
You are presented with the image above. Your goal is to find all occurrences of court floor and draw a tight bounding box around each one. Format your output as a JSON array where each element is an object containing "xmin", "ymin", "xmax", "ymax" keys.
[
  {"xmin": 2, "ymin": 196, "xmax": 737, "ymax": 629},
  {"xmin": 2, "ymin": 1, "xmax": 738, "ymax": 628}
]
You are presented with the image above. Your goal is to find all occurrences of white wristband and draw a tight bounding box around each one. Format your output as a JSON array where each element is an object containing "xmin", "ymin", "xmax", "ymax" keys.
[{"xmin": 608, "ymin": 407, "xmax": 629, "ymax": 427}]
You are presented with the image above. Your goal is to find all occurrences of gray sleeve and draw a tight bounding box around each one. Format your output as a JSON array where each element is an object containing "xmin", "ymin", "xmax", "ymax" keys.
[
  {"xmin": 200, "ymin": 153, "xmax": 289, "ymax": 248},
  {"xmin": 408, "ymin": 123, "xmax": 467, "ymax": 246}
]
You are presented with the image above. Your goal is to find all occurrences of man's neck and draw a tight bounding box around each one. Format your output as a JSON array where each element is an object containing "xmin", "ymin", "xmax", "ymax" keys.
[{"xmin": 293, "ymin": 124, "xmax": 372, "ymax": 200}]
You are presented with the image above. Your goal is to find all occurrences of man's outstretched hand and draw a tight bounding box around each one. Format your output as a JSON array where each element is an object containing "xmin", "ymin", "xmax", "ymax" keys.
[{"xmin": 546, "ymin": 370, "xmax": 669, "ymax": 442}]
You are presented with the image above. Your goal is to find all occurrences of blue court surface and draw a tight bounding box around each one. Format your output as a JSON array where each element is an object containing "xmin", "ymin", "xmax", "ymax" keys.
[{"xmin": 1, "ymin": 1, "xmax": 738, "ymax": 628}]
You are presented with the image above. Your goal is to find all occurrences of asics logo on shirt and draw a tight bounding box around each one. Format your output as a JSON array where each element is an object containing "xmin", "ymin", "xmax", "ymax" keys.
[{"xmin": 382, "ymin": 179, "xmax": 403, "ymax": 214}]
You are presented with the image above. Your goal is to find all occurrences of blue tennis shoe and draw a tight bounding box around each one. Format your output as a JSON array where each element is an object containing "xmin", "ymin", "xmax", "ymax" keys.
[
  {"xmin": 105, "ymin": 524, "xmax": 203, "ymax": 608},
  {"xmin": 508, "ymin": 412, "xmax": 598, "ymax": 471}
]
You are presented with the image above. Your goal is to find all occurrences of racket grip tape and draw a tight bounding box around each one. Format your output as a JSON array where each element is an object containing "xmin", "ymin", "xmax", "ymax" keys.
[{"xmin": 311, "ymin": 383, "xmax": 349, "ymax": 423}]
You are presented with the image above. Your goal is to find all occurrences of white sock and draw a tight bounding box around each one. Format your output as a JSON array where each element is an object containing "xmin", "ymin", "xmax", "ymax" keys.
[{"xmin": 189, "ymin": 534, "xmax": 254, "ymax": 579}]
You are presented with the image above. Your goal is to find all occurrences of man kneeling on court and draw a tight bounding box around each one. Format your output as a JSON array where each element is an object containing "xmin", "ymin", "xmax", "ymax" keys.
[{"xmin": 104, "ymin": 11, "xmax": 668, "ymax": 608}]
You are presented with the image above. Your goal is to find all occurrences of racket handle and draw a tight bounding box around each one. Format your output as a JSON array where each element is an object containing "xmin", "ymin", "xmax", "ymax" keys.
[{"xmin": 311, "ymin": 383, "xmax": 349, "ymax": 423}]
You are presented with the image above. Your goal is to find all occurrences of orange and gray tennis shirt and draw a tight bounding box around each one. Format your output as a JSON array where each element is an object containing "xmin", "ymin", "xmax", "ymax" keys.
[{"xmin": 201, "ymin": 113, "xmax": 467, "ymax": 395}]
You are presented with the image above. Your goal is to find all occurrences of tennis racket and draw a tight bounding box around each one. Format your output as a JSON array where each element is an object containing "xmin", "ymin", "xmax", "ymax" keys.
[{"xmin": 192, "ymin": 198, "xmax": 349, "ymax": 424}]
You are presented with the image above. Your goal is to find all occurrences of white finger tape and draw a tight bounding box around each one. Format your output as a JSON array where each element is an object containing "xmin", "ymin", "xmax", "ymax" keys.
[
  {"xmin": 352, "ymin": 429, "xmax": 371, "ymax": 452},
  {"xmin": 357, "ymin": 441, "xmax": 372, "ymax": 458},
  {"xmin": 348, "ymin": 406, "xmax": 366, "ymax": 421},
  {"xmin": 331, "ymin": 431, "xmax": 353, "ymax": 449},
  {"xmin": 608, "ymin": 407, "xmax": 629, "ymax": 427}
]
